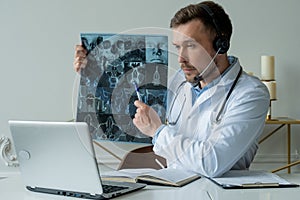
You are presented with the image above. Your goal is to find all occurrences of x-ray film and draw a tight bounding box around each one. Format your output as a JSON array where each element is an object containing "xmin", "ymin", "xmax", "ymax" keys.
[{"xmin": 76, "ymin": 33, "xmax": 168, "ymax": 143}]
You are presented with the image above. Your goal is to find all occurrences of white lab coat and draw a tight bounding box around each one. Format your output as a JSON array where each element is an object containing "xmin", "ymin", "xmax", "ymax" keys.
[{"xmin": 153, "ymin": 57, "xmax": 270, "ymax": 177}]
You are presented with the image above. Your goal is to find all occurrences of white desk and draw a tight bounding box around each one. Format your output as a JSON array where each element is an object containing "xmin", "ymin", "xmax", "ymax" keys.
[{"xmin": 1, "ymin": 172, "xmax": 300, "ymax": 200}]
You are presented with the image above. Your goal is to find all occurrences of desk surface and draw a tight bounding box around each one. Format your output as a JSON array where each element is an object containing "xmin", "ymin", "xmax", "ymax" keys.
[
  {"xmin": 265, "ymin": 117, "xmax": 300, "ymax": 124},
  {"xmin": 1, "ymin": 172, "xmax": 300, "ymax": 200}
]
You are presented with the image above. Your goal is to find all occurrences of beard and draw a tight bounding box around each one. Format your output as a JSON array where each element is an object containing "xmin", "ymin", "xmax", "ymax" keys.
[{"xmin": 180, "ymin": 63, "xmax": 200, "ymax": 83}]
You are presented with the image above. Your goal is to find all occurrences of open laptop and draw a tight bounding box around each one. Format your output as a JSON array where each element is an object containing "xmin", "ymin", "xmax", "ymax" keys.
[{"xmin": 9, "ymin": 120, "xmax": 146, "ymax": 199}]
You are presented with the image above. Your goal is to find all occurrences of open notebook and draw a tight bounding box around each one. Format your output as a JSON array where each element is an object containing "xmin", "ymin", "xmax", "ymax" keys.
[{"xmin": 101, "ymin": 168, "xmax": 201, "ymax": 187}]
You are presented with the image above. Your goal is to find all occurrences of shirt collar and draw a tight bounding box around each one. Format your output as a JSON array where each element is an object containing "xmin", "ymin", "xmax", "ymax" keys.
[
  {"xmin": 191, "ymin": 56, "xmax": 238, "ymax": 103},
  {"xmin": 193, "ymin": 56, "xmax": 237, "ymax": 89}
]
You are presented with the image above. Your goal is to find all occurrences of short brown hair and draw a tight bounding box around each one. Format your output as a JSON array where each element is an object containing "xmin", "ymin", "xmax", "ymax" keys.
[{"xmin": 170, "ymin": 1, "xmax": 232, "ymax": 42}]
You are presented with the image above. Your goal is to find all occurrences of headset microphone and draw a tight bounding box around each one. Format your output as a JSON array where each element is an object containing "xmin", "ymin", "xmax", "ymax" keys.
[
  {"xmin": 194, "ymin": 74, "xmax": 203, "ymax": 83},
  {"xmin": 193, "ymin": 48, "xmax": 220, "ymax": 87}
]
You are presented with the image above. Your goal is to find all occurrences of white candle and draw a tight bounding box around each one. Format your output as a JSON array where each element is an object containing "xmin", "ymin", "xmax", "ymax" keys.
[
  {"xmin": 263, "ymin": 81, "xmax": 276, "ymax": 100},
  {"xmin": 261, "ymin": 55, "xmax": 275, "ymax": 80}
]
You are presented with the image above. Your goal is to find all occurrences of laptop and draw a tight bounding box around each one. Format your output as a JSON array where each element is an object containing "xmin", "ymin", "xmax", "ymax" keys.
[{"xmin": 9, "ymin": 120, "xmax": 146, "ymax": 199}]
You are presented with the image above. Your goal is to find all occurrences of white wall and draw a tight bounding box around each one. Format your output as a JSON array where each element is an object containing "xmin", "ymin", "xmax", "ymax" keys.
[{"xmin": 1, "ymin": 0, "xmax": 300, "ymax": 172}]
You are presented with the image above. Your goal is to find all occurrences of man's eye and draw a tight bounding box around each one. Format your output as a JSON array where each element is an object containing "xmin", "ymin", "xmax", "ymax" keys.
[
  {"xmin": 187, "ymin": 43, "xmax": 196, "ymax": 48},
  {"xmin": 174, "ymin": 45, "xmax": 180, "ymax": 50}
]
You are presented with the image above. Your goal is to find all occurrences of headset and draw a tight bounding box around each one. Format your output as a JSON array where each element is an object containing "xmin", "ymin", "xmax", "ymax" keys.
[
  {"xmin": 193, "ymin": 3, "xmax": 230, "ymax": 83},
  {"xmin": 198, "ymin": 3, "xmax": 230, "ymax": 54}
]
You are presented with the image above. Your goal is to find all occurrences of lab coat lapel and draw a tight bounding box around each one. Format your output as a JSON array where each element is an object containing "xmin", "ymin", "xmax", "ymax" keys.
[
  {"xmin": 181, "ymin": 83, "xmax": 193, "ymax": 118},
  {"xmin": 186, "ymin": 61, "xmax": 242, "ymax": 118},
  {"xmin": 187, "ymin": 84, "xmax": 219, "ymax": 117}
]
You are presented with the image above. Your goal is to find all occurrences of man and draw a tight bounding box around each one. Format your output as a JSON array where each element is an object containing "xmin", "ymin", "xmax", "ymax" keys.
[{"xmin": 74, "ymin": 1, "xmax": 269, "ymax": 177}]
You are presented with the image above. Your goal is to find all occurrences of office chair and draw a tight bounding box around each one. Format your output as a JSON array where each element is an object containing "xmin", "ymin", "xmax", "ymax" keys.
[{"xmin": 118, "ymin": 145, "xmax": 167, "ymax": 170}]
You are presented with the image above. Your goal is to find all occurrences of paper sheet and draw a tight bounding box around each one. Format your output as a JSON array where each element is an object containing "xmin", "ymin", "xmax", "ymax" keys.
[{"xmin": 212, "ymin": 170, "xmax": 291, "ymax": 186}]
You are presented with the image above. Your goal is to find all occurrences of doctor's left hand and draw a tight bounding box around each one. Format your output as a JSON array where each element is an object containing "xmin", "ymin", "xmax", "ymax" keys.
[{"xmin": 133, "ymin": 100, "xmax": 162, "ymax": 137}]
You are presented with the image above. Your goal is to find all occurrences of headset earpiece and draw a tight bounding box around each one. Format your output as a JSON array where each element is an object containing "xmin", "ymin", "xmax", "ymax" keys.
[{"xmin": 214, "ymin": 35, "xmax": 229, "ymax": 54}]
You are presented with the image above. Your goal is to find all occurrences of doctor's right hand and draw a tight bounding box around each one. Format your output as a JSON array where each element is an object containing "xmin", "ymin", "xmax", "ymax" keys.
[
  {"xmin": 73, "ymin": 45, "xmax": 88, "ymax": 73},
  {"xmin": 133, "ymin": 100, "xmax": 163, "ymax": 138}
]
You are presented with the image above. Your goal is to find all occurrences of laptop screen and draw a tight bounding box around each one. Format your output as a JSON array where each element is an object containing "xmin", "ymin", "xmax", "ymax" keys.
[
  {"xmin": 9, "ymin": 121, "xmax": 103, "ymax": 194},
  {"xmin": 76, "ymin": 33, "xmax": 168, "ymax": 144},
  {"xmin": 9, "ymin": 120, "xmax": 146, "ymax": 199}
]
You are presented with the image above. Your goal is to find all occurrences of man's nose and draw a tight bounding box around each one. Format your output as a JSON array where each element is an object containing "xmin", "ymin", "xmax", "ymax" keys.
[{"xmin": 177, "ymin": 49, "xmax": 188, "ymax": 63}]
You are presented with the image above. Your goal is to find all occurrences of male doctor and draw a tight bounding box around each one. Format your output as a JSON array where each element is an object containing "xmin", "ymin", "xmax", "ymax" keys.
[
  {"xmin": 132, "ymin": 1, "xmax": 269, "ymax": 178},
  {"xmin": 74, "ymin": 1, "xmax": 269, "ymax": 177}
]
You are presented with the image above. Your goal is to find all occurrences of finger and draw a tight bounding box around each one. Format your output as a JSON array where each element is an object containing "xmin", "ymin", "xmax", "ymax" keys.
[
  {"xmin": 133, "ymin": 113, "xmax": 142, "ymax": 125},
  {"xmin": 136, "ymin": 106, "xmax": 148, "ymax": 118},
  {"xmin": 73, "ymin": 57, "xmax": 83, "ymax": 67},
  {"xmin": 132, "ymin": 117, "xmax": 140, "ymax": 127},
  {"xmin": 75, "ymin": 44, "xmax": 87, "ymax": 52},
  {"xmin": 140, "ymin": 116, "xmax": 150, "ymax": 126},
  {"xmin": 73, "ymin": 57, "xmax": 87, "ymax": 72},
  {"xmin": 135, "ymin": 107, "xmax": 142, "ymax": 114},
  {"xmin": 74, "ymin": 56, "xmax": 87, "ymax": 63},
  {"xmin": 75, "ymin": 45, "xmax": 87, "ymax": 58},
  {"xmin": 134, "ymin": 100, "xmax": 147, "ymax": 109},
  {"xmin": 133, "ymin": 115, "xmax": 149, "ymax": 128},
  {"xmin": 74, "ymin": 62, "xmax": 80, "ymax": 72},
  {"xmin": 135, "ymin": 109, "xmax": 150, "ymax": 126}
]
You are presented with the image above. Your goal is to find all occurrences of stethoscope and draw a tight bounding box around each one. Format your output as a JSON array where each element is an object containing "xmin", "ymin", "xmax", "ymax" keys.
[{"xmin": 165, "ymin": 66, "xmax": 243, "ymax": 126}]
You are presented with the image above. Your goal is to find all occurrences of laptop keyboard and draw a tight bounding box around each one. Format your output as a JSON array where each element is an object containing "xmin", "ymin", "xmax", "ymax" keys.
[{"xmin": 102, "ymin": 184, "xmax": 129, "ymax": 193}]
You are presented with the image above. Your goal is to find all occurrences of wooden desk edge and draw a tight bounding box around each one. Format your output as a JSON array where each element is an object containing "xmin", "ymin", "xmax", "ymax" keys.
[{"xmin": 265, "ymin": 117, "xmax": 300, "ymax": 124}]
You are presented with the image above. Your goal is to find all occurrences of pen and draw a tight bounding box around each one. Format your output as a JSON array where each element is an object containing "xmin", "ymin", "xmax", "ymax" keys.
[
  {"xmin": 132, "ymin": 81, "xmax": 142, "ymax": 101},
  {"xmin": 206, "ymin": 191, "xmax": 213, "ymax": 200},
  {"xmin": 155, "ymin": 159, "xmax": 165, "ymax": 169}
]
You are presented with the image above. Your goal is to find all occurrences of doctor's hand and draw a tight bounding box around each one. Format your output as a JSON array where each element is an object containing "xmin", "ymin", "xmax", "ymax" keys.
[
  {"xmin": 133, "ymin": 100, "xmax": 162, "ymax": 137},
  {"xmin": 73, "ymin": 45, "xmax": 88, "ymax": 72}
]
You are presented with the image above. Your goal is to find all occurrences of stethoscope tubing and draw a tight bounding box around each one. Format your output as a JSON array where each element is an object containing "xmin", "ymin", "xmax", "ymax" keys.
[{"xmin": 166, "ymin": 66, "xmax": 243, "ymax": 125}]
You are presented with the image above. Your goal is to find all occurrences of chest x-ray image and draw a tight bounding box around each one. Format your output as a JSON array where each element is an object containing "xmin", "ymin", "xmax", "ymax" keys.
[{"xmin": 76, "ymin": 33, "xmax": 168, "ymax": 143}]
